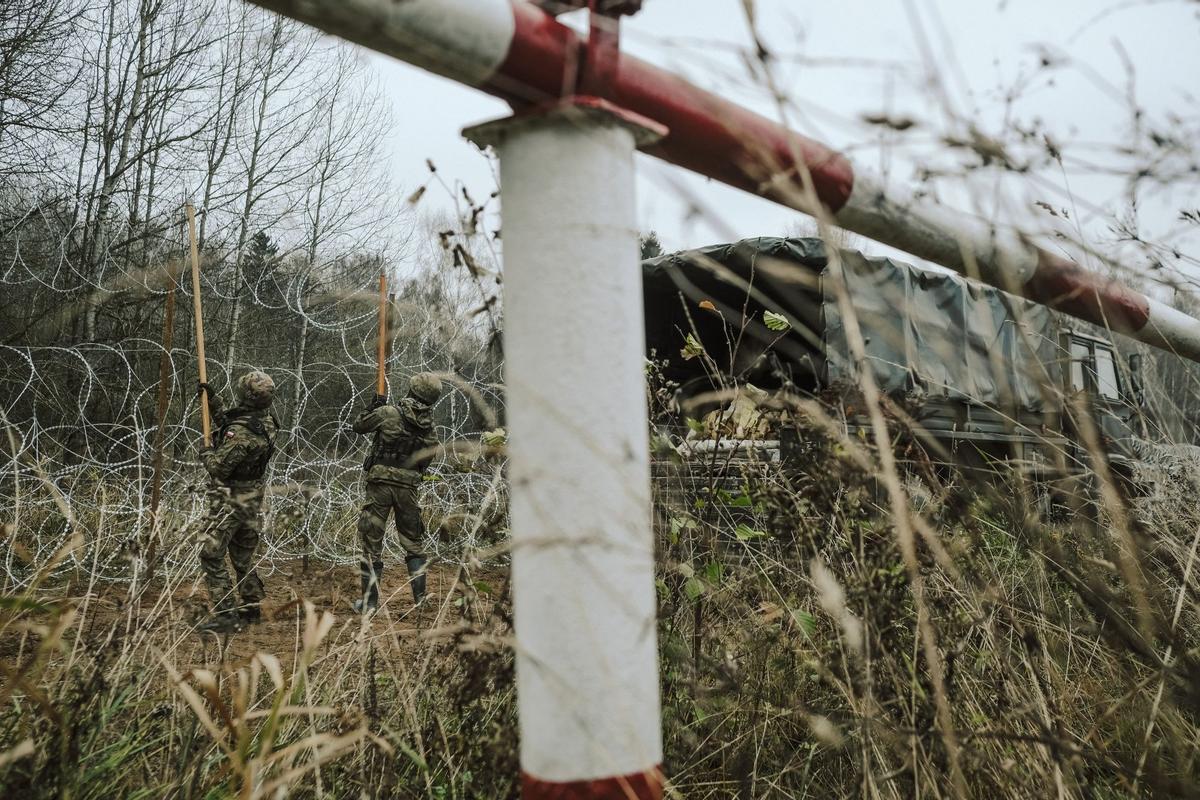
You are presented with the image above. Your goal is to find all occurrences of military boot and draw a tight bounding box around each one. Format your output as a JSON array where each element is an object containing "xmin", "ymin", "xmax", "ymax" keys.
[
  {"xmin": 239, "ymin": 603, "xmax": 262, "ymax": 626},
  {"xmin": 406, "ymin": 555, "xmax": 428, "ymax": 605},
  {"xmin": 198, "ymin": 609, "xmax": 242, "ymax": 634},
  {"xmin": 352, "ymin": 561, "xmax": 381, "ymax": 614}
]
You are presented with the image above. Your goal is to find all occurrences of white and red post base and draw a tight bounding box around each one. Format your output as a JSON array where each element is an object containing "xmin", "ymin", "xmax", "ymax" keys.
[{"xmin": 465, "ymin": 99, "xmax": 667, "ymax": 799}]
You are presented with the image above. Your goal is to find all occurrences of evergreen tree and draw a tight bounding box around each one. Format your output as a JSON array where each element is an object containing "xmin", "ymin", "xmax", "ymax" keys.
[
  {"xmin": 639, "ymin": 230, "xmax": 663, "ymax": 260},
  {"xmin": 243, "ymin": 230, "xmax": 281, "ymax": 294}
]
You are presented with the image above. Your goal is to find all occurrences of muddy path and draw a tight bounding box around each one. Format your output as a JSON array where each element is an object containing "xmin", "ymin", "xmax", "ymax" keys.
[{"xmin": 2, "ymin": 559, "xmax": 510, "ymax": 679}]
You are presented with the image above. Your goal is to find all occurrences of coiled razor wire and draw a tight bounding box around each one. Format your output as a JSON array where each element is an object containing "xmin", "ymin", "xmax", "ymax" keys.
[{"xmin": 0, "ymin": 314, "xmax": 507, "ymax": 590}]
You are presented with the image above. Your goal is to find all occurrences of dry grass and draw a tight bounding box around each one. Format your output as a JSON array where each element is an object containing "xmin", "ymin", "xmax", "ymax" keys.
[
  {"xmin": 651, "ymin": 402, "xmax": 1200, "ymax": 799},
  {"xmin": 2, "ymin": 412, "xmax": 1198, "ymax": 798},
  {"xmin": 0, "ymin": 543, "xmax": 517, "ymax": 799}
]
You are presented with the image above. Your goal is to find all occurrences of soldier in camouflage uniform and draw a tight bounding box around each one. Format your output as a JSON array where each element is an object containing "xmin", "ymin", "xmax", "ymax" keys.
[
  {"xmin": 350, "ymin": 372, "xmax": 443, "ymax": 613},
  {"xmin": 196, "ymin": 371, "xmax": 279, "ymax": 632}
]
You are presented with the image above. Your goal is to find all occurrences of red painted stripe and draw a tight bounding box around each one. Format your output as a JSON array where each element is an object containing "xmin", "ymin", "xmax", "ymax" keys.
[
  {"xmin": 485, "ymin": 2, "xmax": 855, "ymax": 212},
  {"xmin": 1023, "ymin": 249, "xmax": 1151, "ymax": 333},
  {"xmin": 521, "ymin": 767, "xmax": 664, "ymax": 800},
  {"xmin": 483, "ymin": 2, "xmax": 579, "ymax": 104}
]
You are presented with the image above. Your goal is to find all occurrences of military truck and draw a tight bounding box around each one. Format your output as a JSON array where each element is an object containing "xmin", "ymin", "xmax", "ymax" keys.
[{"xmin": 642, "ymin": 237, "xmax": 1147, "ymax": 489}]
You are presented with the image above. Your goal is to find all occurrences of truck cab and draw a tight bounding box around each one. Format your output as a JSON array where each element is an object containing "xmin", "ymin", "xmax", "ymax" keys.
[{"xmin": 1060, "ymin": 330, "xmax": 1144, "ymax": 475}]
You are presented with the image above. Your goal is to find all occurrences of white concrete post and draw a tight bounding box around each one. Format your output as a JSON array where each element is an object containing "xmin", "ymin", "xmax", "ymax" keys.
[{"xmin": 465, "ymin": 102, "xmax": 665, "ymax": 797}]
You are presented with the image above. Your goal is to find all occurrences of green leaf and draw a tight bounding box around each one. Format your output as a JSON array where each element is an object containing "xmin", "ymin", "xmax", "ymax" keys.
[
  {"xmin": 473, "ymin": 581, "xmax": 493, "ymax": 596},
  {"xmin": 655, "ymin": 578, "xmax": 669, "ymax": 602},
  {"xmin": 685, "ymin": 417, "xmax": 705, "ymax": 435},
  {"xmin": 703, "ymin": 560, "xmax": 723, "ymax": 585},
  {"xmin": 790, "ymin": 609, "xmax": 817, "ymax": 637},
  {"xmin": 681, "ymin": 332, "xmax": 705, "ymax": 360},
  {"xmin": 764, "ymin": 310, "xmax": 791, "ymax": 331},
  {"xmin": 0, "ymin": 596, "xmax": 54, "ymax": 613},
  {"xmin": 684, "ymin": 576, "xmax": 706, "ymax": 601},
  {"xmin": 669, "ymin": 516, "xmax": 696, "ymax": 544},
  {"xmin": 734, "ymin": 523, "xmax": 768, "ymax": 541},
  {"xmin": 393, "ymin": 734, "xmax": 432, "ymax": 772},
  {"xmin": 481, "ymin": 427, "xmax": 507, "ymax": 447},
  {"xmin": 727, "ymin": 492, "xmax": 753, "ymax": 508}
]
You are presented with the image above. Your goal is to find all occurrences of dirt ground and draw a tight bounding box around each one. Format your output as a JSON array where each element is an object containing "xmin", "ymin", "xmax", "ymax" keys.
[{"xmin": 3, "ymin": 559, "xmax": 509, "ymax": 677}]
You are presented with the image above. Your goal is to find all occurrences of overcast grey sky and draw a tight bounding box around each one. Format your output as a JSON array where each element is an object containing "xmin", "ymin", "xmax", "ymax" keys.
[{"xmin": 363, "ymin": 0, "xmax": 1200, "ymax": 290}]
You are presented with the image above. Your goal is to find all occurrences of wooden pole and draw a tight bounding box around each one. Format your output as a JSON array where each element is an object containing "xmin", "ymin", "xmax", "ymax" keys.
[
  {"xmin": 375, "ymin": 273, "xmax": 388, "ymax": 397},
  {"xmin": 387, "ymin": 290, "xmax": 396, "ymax": 380},
  {"xmin": 187, "ymin": 203, "xmax": 211, "ymax": 447}
]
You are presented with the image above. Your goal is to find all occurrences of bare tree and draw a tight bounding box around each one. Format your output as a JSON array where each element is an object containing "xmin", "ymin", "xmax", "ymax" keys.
[
  {"xmin": 0, "ymin": 0, "xmax": 84, "ymax": 184},
  {"xmin": 194, "ymin": 1, "xmax": 253, "ymax": 250},
  {"xmin": 76, "ymin": 0, "xmax": 216, "ymax": 340},
  {"xmin": 220, "ymin": 11, "xmax": 321, "ymax": 368},
  {"xmin": 285, "ymin": 45, "xmax": 400, "ymax": 432}
]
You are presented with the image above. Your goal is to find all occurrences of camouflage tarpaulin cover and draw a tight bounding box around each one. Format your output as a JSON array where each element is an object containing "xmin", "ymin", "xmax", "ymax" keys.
[{"xmin": 823, "ymin": 248, "xmax": 1063, "ymax": 413}]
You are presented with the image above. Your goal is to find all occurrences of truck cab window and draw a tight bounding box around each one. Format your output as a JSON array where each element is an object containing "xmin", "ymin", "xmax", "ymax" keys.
[
  {"xmin": 1094, "ymin": 347, "xmax": 1121, "ymax": 400},
  {"xmin": 1070, "ymin": 340, "xmax": 1091, "ymax": 392}
]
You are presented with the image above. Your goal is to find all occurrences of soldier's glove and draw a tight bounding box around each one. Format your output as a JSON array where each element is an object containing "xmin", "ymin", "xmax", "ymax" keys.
[
  {"xmin": 369, "ymin": 394, "xmax": 388, "ymax": 410},
  {"xmin": 196, "ymin": 381, "xmax": 213, "ymax": 398}
]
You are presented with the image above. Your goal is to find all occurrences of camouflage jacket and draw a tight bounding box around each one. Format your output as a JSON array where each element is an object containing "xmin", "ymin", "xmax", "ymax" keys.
[
  {"xmin": 201, "ymin": 398, "xmax": 278, "ymax": 487},
  {"xmin": 352, "ymin": 397, "xmax": 438, "ymax": 485}
]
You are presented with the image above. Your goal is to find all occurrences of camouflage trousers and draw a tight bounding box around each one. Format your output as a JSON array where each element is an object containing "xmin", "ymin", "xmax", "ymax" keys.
[
  {"xmin": 199, "ymin": 483, "xmax": 266, "ymax": 613},
  {"xmin": 358, "ymin": 479, "xmax": 428, "ymax": 564}
]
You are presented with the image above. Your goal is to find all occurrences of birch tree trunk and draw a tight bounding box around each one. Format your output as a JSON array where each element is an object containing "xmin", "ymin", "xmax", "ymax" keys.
[
  {"xmin": 224, "ymin": 13, "xmax": 316, "ymax": 368},
  {"xmin": 84, "ymin": 0, "xmax": 155, "ymax": 341}
]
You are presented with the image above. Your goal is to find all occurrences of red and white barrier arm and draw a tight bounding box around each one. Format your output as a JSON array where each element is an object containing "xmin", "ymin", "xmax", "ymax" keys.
[{"xmin": 247, "ymin": 0, "xmax": 1200, "ymax": 362}]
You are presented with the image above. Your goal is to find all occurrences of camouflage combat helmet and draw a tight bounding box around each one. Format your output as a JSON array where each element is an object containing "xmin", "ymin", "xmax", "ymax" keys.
[
  {"xmin": 408, "ymin": 372, "xmax": 443, "ymax": 405},
  {"xmin": 236, "ymin": 370, "xmax": 275, "ymax": 409}
]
